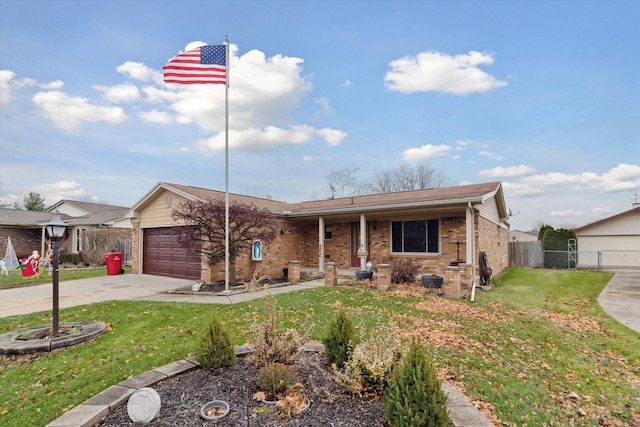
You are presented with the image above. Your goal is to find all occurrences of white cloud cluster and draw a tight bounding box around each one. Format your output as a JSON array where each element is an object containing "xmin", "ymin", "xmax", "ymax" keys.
[
  {"xmin": 480, "ymin": 165, "xmax": 536, "ymax": 178},
  {"xmin": 32, "ymin": 91, "xmax": 127, "ymax": 131},
  {"xmin": 385, "ymin": 50, "xmax": 507, "ymax": 95},
  {"xmin": 0, "ymin": 70, "xmax": 15, "ymax": 106},
  {"xmin": 401, "ymin": 144, "xmax": 451, "ymax": 161},
  {"xmin": 33, "ymin": 179, "xmax": 90, "ymax": 204},
  {"xmin": 522, "ymin": 164, "xmax": 640, "ymax": 192}
]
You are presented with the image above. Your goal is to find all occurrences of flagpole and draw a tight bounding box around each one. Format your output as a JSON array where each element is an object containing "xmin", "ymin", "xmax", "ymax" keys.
[{"xmin": 224, "ymin": 36, "xmax": 230, "ymax": 293}]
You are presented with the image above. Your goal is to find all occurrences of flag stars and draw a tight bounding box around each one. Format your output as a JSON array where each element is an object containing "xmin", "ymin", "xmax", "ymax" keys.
[{"xmin": 201, "ymin": 45, "xmax": 226, "ymax": 66}]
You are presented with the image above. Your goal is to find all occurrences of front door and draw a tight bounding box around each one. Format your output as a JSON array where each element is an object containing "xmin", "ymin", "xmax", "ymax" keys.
[{"xmin": 350, "ymin": 222, "xmax": 370, "ymax": 268}]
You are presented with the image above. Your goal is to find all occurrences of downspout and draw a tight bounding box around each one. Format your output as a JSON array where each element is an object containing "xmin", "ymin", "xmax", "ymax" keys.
[
  {"xmin": 318, "ymin": 217, "xmax": 325, "ymax": 273},
  {"xmin": 468, "ymin": 202, "xmax": 477, "ymax": 302}
]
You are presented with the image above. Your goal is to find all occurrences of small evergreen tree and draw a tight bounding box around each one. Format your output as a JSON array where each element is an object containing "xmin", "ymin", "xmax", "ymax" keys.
[
  {"xmin": 195, "ymin": 313, "xmax": 236, "ymax": 370},
  {"xmin": 322, "ymin": 309, "xmax": 357, "ymax": 368},
  {"xmin": 385, "ymin": 339, "xmax": 453, "ymax": 427}
]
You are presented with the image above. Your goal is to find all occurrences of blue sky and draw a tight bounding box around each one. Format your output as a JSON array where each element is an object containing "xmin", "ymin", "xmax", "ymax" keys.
[{"xmin": 1, "ymin": 0, "xmax": 638, "ymax": 231}]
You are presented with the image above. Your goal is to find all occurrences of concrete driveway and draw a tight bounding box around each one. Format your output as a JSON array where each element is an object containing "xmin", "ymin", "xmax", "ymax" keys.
[
  {"xmin": 597, "ymin": 269, "xmax": 640, "ymax": 334},
  {"xmin": 0, "ymin": 274, "xmax": 191, "ymax": 319}
]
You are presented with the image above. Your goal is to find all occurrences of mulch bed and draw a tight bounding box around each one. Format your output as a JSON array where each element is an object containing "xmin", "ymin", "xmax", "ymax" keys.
[{"xmin": 99, "ymin": 351, "xmax": 386, "ymax": 426}]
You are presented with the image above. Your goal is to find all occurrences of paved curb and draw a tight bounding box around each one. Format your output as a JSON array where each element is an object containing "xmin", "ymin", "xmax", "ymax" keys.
[
  {"xmin": 0, "ymin": 321, "xmax": 107, "ymax": 357},
  {"xmin": 46, "ymin": 343, "xmax": 492, "ymax": 427}
]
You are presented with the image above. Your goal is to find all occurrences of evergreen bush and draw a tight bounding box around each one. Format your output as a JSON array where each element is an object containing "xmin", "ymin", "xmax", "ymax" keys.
[
  {"xmin": 195, "ymin": 313, "xmax": 236, "ymax": 370},
  {"xmin": 385, "ymin": 338, "xmax": 453, "ymax": 427},
  {"xmin": 322, "ymin": 309, "xmax": 357, "ymax": 368}
]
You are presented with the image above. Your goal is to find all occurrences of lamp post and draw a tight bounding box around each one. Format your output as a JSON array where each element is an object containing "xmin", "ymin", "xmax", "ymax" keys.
[{"xmin": 45, "ymin": 213, "xmax": 67, "ymax": 335}]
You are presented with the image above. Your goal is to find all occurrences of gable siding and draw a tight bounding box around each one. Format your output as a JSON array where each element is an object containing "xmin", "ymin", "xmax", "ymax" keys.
[{"xmin": 576, "ymin": 211, "xmax": 640, "ymax": 237}]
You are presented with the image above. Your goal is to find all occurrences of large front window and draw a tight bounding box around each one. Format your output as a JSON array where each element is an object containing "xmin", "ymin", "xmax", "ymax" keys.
[{"xmin": 391, "ymin": 219, "xmax": 440, "ymax": 254}]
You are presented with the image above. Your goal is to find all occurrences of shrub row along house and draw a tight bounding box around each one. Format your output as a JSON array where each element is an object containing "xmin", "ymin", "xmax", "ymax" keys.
[{"xmin": 125, "ymin": 181, "xmax": 509, "ymax": 289}]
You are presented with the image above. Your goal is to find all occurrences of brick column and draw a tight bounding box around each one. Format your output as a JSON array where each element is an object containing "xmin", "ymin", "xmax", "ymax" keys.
[
  {"xmin": 376, "ymin": 264, "xmax": 391, "ymax": 290},
  {"xmin": 443, "ymin": 266, "xmax": 461, "ymax": 299},
  {"xmin": 325, "ymin": 262, "xmax": 337, "ymax": 286},
  {"xmin": 288, "ymin": 260, "xmax": 301, "ymax": 283},
  {"xmin": 459, "ymin": 263, "xmax": 473, "ymax": 294}
]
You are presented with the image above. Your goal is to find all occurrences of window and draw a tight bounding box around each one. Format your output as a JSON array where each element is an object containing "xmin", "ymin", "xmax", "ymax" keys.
[
  {"xmin": 391, "ymin": 219, "xmax": 439, "ymax": 254},
  {"xmin": 324, "ymin": 225, "xmax": 332, "ymax": 240}
]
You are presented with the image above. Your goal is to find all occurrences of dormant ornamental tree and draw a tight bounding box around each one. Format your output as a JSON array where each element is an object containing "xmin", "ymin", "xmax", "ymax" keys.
[{"xmin": 171, "ymin": 198, "xmax": 278, "ymax": 283}]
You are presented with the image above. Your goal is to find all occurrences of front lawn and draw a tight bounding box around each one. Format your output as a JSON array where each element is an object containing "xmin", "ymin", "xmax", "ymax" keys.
[{"xmin": 0, "ymin": 268, "xmax": 638, "ymax": 426}]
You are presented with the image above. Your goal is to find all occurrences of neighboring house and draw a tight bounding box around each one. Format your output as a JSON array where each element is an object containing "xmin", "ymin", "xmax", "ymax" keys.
[
  {"xmin": 125, "ymin": 181, "xmax": 509, "ymax": 284},
  {"xmin": 509, "ymin": 230, "xmax": 538, "ymax": 242},
  {"xmin": 46, "ymin": 200, "xmax": 132, "ymax": 254},
  {"xmin": 0, "ymin": 200, "xmax": 132, "ymax": 262},
  {"xmin": 0, "ymin": 209, "xmax": 62, "ymax": 258},
  {"xmin": 573, "ymin": 202, "xmax": 640, "ymax": 269}
]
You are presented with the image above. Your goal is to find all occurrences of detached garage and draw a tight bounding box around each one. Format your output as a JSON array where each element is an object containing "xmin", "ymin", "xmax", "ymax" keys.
[{"xmin": 574, "ymin": 203, "xmax": 640, "ymax": 269}]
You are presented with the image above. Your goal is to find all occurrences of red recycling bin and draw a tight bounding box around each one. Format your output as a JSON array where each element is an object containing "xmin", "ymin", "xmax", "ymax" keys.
[{"xmin": 104, "ymin": 252, "xmax": 123, "ymax": 275}]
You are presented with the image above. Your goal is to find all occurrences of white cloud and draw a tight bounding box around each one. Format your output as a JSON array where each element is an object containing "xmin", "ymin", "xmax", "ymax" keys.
[
  {"xmin": 401, "ymin": 144, "xmax": 451, "ymax": 161},
  {"xmin": 33, "ymin": 180, "xmax": 90, "ymax": 204},
  {"xmin": 139, "ymin": 109, "xmax": 173, "ymax": 124},
  {"xmin": 116, "ymin": 61, "xmax": 162, "ymax": 83},
  {"xmin": 479, "ymin": 150, "xmax": 503, "ymax": 160},
  {"xmin": 0, "ymin": 70, "xmax": 15, "ymax": 105},
  {"xmin": 197, "ymin": 125, "xmax": 316, "ymax": 152},
  {"xmin": 94, "ymin": 83, "xmax": 140, "ymax": 103},
  {"xmin": 316, "ymin": 128, "xmax": 346, "ymax": 146},
  {"xmin": 502, "ymin": 182, "xmax": 544, "ymax": 197},
  {"xmin": 312, "ymin": 97, "xmax": 335, "ymax": 119},
  {"xmin": 480, "ymin": 165, "xmax": 536, "ymax": 178},
  {"xmin": 40, "ymin": 80, "xmax": 63, "ymax": 90},
  {"xmin": 385, "ymin": 50, "xmax": 507, "ymax": 94},
  {"xmin": 522, "ymin": 164, "xmax": 640, "ymax": 192},
  {"xmin": 550, "ymin": 209, "xmax": 587, "ymax": 217},
  {"xmin": 32, "ymin": 91, "xmax": 127, "ymax": 131},
  {"xmin": 342, "ymin": 80, "xmax": 352, "ymax": 87}
]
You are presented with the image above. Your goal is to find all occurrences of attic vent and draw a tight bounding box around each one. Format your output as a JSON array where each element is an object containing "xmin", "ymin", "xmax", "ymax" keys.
[{"xmin": 163, "ymin": 195, "xmax": 172, "ymax": 208}]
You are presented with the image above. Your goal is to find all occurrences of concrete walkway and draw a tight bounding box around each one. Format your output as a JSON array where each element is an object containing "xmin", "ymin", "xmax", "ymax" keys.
[{"xmin": 597, "ymin": 269, "xmax": 640, "ymax": 334}]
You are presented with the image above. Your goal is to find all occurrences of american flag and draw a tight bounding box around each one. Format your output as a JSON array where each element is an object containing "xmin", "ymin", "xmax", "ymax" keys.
[{"xmin": 163, "ymin": 45, "xmax": 226, "ymax": 85}]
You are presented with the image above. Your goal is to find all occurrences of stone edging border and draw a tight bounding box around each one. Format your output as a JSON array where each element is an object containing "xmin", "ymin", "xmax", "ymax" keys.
[{"xmin": 46, "ymin": 342, "xmax": 492, "ymax": 427}]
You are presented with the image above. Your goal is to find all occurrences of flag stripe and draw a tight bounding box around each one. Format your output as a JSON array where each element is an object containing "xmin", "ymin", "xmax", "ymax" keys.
[{"xmin": 163, "ymin": 45, "xmax": 227, "ymax": 85}]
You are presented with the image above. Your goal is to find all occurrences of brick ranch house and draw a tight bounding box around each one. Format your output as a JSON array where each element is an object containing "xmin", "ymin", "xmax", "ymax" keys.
[
  {"xmin": 126, "ymin": 181, "xmax": 509, "ymax": 290},
  {"xmin": 0, "ymin": 200, "xmax": 131, "ymax": 263}
]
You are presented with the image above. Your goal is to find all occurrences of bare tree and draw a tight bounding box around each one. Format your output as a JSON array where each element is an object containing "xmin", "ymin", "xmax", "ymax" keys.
[
  {"xmin": 359, "ymin": 163, "xmax": 448, "ymax": 194},
  {"xmin": 327, "ymin": 168, "xmax": 359, "ymax": 198}
]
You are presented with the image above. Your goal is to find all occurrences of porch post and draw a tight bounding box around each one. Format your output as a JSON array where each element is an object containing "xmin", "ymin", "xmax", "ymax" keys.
[
  {"xmin": 360, "ymin": 214, "xmax": 367, "ymax": 271},
  {"xmin": 318, "ymin": 216, "xmax": 325, "ymax": 273}
]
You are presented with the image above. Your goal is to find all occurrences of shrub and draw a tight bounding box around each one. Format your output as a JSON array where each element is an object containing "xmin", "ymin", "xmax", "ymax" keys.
[
  {"xmin": 256, "ymin": 363, "xmax": 298, "ymax": 401},
  {"xmin": 542, "ymin": 227, "xmax": 577, "ymax": 269},
  {"xmin": 335, "ymin": 325, "xmax": 404, "ymax": 394},
  {"xmin": 195, "ymin": 313, "xmax": 236, "ymax": 370},
  {"xmin": 385, "ymin": 338, "xmax": 453, "ymax": 427},
  {"xmin": 390, "ymin": 258, "xmax": 419, "ymax": 284},
  {"xmin": 250, "ymin": 288, "xmax": 313, "ymax": 367},
  {"xmin": 322, "ymin": 309, "xmax": 357, "ymax": 368},
  {"xmin": 59, "ymin": 253, "xmax": 79, "ymax": 265}
]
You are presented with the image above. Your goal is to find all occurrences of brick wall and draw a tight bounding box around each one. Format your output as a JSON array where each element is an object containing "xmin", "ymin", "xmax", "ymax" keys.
[
  {"xmin": 477, "ymin": 216, "xmax": 509, "ymax": 275},
  {"xmin": 0, "ymin": 227, "xmax": 41, "ymax": 258}
]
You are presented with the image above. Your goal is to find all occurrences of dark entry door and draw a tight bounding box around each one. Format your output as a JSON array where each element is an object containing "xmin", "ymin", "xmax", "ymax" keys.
[{"xmin": 350, "ymin": 222, "xmax": 370, "ymax": 268}]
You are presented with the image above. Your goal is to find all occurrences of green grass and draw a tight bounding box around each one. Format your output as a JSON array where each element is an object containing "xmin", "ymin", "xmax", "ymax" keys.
[
  {"xmin": 0, "ymin": 268, "xmax": 638, "ymax": 426},
  {"xmin": 0, "ymin": 267, "xmax": 131, "ymax": 289}
]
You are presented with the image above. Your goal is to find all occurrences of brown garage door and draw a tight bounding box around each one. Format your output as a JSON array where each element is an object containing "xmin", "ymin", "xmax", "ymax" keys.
[{"xmin": 143, "ymin": 228, "xmax": 201, "ymax": 279}]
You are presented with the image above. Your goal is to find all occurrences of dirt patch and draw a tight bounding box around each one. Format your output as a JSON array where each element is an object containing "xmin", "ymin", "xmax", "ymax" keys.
[{"xmin": 99, "ymin": 351, "xmax": 386, "ymax": 426}]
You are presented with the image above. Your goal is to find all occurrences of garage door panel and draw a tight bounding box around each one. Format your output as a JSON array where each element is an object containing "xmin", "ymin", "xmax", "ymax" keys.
[{"xmin": 143, "ymin": 227, "xmax": 201, "ymax": 279}]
